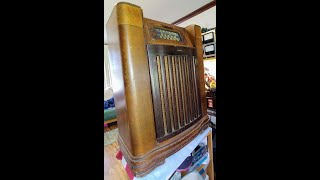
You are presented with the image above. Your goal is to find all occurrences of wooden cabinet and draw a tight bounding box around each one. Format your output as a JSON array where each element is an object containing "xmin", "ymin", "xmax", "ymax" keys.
[{"xmin": 106, "ymin": 2, "xmax": 209, "ymax": 177}]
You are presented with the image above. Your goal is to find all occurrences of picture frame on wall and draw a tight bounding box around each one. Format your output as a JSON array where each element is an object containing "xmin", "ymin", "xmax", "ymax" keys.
[
  {"xmin": 202, "ymin": 28, "xmax": 216, "ymax": 58},
  {"xmin": 203, "ymin": 42, "xmax": 215, "ymax": 57},
  {"xmin": 202, "ymin": 28, "xmax": 215, "ymax": 44}
]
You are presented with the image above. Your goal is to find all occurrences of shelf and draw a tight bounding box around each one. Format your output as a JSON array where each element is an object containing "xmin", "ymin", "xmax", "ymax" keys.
[{"xmin": 203, "ymin": 57, "xmax": 216, "ymax": 61}]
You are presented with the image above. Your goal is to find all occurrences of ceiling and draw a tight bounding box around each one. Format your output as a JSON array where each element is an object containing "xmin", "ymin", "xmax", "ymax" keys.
[{"xmin": 104, "ymin": 0, "xmax": 213, "ymax": 43}]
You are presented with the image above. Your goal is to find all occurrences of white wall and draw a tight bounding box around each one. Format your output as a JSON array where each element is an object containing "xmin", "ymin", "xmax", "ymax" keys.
[
  {"xmin": 177, "ymin": 6, "xmax": 216, "ymax": 29},
  {"xmin": 178, "ymin": 6, "xmax": 216, "ymax": 79},
  {"xmin": 104, "ymin": 0, "xmax": 213, "ymax": 44}
]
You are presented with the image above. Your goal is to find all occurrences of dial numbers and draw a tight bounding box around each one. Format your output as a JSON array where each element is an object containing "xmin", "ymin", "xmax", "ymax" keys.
[{"xmin": 153, "ymin": 27, "xmax": 182, "ymax": 42}]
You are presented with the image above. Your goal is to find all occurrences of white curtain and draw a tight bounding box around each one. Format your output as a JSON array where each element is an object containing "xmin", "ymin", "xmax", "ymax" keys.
[{"xmin": 104, "ymin": 45, "xmax": 113, "ymax": 89}]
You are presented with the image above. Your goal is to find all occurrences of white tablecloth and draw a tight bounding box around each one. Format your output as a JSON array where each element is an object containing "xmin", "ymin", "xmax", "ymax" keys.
[{"xmin": 122, "ymin": 127, "xmax": 212, "ymax": 180}]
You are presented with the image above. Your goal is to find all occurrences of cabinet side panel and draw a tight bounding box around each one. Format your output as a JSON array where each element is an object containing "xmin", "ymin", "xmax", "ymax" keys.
[
  {"xmin": 117, "ymin": 3, "xmax": 157, "ymax": 156},
  {"xmin": 106, "ymin": 5, "xmax": 133, "ymax": 153}
]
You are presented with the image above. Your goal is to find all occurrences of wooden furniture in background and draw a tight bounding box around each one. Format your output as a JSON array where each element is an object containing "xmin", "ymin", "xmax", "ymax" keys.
[
  {"xmin": 106, "ymin": 2, "xmax": 209, "ymax": 177},
  {"xmin": 104, "ymin": 118, "xmax": 117, "ymax": 125},
  {"xmin": 207, "ymin": 131, "xmax": 215, "ymax": 180}
]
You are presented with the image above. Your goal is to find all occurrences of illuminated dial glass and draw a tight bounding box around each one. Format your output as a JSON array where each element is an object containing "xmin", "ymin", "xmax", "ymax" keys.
[{"xmin": 154, "ymin": 28, "xmax": 182, "ymax": 41}]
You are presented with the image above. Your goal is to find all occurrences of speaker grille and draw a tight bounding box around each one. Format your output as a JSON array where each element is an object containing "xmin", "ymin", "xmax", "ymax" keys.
[{"xmin": 147, "ymin": 45, "xmax": 202, "ymax": 142}]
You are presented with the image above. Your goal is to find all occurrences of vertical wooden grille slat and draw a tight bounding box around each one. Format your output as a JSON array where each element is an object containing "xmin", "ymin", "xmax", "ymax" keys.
[
  {"xmin": 165, "ymin": 56, "xmax": 175, "ymax": 132},
  {"xmin": 172, "ymin": 56, "xmax": 181, "ymax": 129},
  {"xmin": 187, "ymin": 56, "xmax": 195, "ymax": 121},
  {"xmin": 156, "ymin": 56, "xmax": 168, "ymax": 135},
  {"xmin": 176, "ymin": 56, "xmax": 184, "ymax": 128},
  {"xmin": 191, "ymin": 57, "xmax": 197, "ymax": 118},
  {"xmin": 182, "ymin": 56, "xmax": 190, "ymax": 124},
  {"xmin": 192, "ymin": 56, "xmax": 200, "ymax": 117},
  {"xmin": 182, "ymin": 56, "xmax": 189, "ymax": 124},
  {"xmin": 161, "ymin": 56, "xmax": 172, "ymax": 134},
  {"xmin": 186, "ymin": 56, "xmax": 193, "ymax": 123},
  {"xmin": 178, "ymin": 56, "xmax": 187, "ymax": 126},
  {"xmin": 169, "ymin": 56, "xmax": 179, "ymax": 130},
  {"xmin": 190, "ymin": 56, "xmax": 196, "ymax": 117}
]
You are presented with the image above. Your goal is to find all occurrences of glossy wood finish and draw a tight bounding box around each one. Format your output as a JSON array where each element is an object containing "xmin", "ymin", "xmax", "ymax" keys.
[
  {"xmin": 106, "ymin": 2, "xmax": 209, "ymax": 177},
  {"xmin": 107, "ymin": 2, "xmax": 157, "ymax": 158}
]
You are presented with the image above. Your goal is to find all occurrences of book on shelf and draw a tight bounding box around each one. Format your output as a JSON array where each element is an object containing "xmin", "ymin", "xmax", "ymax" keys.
[
  {"xmin": 192, "ymin": 143, "xmax": 208, "ymax": 165},
  {"xmin": 188, "ymin": 152, "xmax": 209, "ymax": 173}
]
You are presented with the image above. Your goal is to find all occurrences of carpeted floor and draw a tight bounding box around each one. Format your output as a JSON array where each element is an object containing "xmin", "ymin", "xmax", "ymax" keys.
[{"xmin": 104, "ymin": 128, "xmax": 119, "ymax": 146}]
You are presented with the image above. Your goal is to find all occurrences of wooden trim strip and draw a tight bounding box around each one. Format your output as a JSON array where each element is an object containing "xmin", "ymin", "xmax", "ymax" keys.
[{"xmin": 171, "ymin": 0, "xmax": 216, "ymax": 25}]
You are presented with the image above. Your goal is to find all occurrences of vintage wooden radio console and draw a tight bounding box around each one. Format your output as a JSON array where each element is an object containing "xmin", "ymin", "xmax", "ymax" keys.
[{"xmin": 106, "ymin": 2, "xmax": 209, "ymax": 177}]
